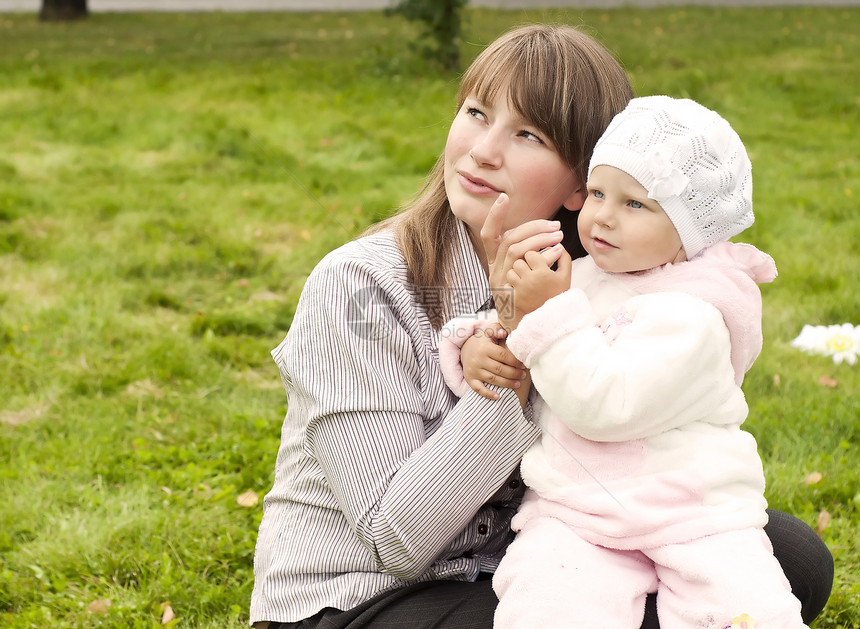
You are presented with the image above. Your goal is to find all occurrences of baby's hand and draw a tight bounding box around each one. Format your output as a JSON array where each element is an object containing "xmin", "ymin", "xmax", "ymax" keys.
[
  {"xmin": 461, "ymin": 323, "xmax": 527, "ymax": 400},
  {"xmin": 500, "ymin": 246, "xmax": 572, "ymax": 330}
]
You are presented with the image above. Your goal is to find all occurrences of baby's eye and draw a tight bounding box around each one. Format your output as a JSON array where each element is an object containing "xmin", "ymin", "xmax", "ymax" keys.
[
  {"xmin": 592, "ymin": 190, "xmax": 605, "ymax": 199},
  {"xmin": 630, "ymin": 200, "xmax": 644, "ymax": 209}
]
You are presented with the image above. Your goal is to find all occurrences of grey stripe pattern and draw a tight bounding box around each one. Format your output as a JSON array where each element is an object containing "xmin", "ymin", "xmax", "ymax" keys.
[{"xmin": 250, "ymin": 221, "xmax": 541, "ymax": 624}]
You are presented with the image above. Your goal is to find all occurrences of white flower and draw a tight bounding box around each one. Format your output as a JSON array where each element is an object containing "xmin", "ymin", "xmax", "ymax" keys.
[
  {"xmin": 791, "ymin": 323, "xmax": 860, "ymax": 365},
  {"xmin": 790, "ymin": 325, "xmax": 830, "ymax": 353},
  {"xmin": 644, "ymin": 146, "xmax": 689, "ymax": 199}
]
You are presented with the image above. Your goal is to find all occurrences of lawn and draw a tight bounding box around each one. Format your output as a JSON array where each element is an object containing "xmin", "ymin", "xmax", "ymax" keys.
[{"xmin": 0, "ymin": 5, "xmax": 858, "ymax": 627}]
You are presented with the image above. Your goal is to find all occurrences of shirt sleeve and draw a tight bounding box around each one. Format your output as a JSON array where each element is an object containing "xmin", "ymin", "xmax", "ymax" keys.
[
  {"xmin": 507, "ymin": 289, "xmax": 739, "ymax": 442},
  {"xmin": 280, "ymin": 255, "xmax": 540, "ymax": 580}
]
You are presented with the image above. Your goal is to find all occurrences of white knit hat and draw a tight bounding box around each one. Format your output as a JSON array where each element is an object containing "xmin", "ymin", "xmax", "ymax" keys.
[{"xmin": 588, "ymin": 95, "xmax": 754, "ymax": 259}]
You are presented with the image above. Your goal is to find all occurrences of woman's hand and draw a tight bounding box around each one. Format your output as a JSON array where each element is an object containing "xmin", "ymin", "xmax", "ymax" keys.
[
  {"xmin": 481, "ymin": 193, "xmax": 565, "ymax": 329},
  {"xmin": 514, "ymin": 368, "xmax": 532, "ymax": 410},
  {"xmin": 461, "ymin": 323, "xmax": 527, "ymax": 400}
]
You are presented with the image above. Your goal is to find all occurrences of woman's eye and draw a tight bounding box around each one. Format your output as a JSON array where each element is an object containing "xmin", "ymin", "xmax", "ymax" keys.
[
  {"xmin": 466, "ymin": 107, "xmax": 485, "ymax": 121},
  {"xmin": 520, "ymin": 130, "xmax": 543, "ymax": 143}
]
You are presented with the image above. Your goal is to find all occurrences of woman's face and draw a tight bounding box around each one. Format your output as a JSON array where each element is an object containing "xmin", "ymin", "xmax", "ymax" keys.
[{"xmin": 444, "ymin": 90, "xmax": 585, "ymax": 244}]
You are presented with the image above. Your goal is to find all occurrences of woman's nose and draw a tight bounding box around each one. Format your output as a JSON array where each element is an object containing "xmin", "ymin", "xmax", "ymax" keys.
[{"xmin": 469, "ymin": 131, "xmax": 503, "ymax": 168}]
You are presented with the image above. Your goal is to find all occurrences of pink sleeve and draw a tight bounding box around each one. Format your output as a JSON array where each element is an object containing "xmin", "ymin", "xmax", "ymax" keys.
[
  {"xmin": 506, "ymin": 290, "xmax": 596, "ymax": 367},
  {"xmin": 438, "ymin": 311, "xmax": 498, "ymax": 397}
]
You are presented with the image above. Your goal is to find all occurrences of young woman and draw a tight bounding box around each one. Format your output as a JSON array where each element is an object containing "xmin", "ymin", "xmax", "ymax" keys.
[{"xmin": 249, "ymin": 25, "xmax": 833, "ymax": 629}]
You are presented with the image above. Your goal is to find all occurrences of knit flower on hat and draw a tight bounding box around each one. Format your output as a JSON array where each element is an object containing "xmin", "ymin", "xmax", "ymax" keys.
[
  {"xmin": 790, "ymin": 323, "xmax": 860, "ymax": 365},
  {"xmin": 723, "ymin": 613, "xmax": 756, "ymax": 629},
  {"xmin": 644, "ymin": 146, "xmax": 689, "ymax": 200}
]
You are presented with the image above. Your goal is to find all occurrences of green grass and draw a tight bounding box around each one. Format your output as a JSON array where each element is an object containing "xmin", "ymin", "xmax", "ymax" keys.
[{"xmin": 0, "ymin": 6, "xmax": 858, "ymax": 627}]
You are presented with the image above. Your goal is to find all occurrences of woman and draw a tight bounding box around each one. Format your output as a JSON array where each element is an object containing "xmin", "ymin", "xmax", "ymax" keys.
[{"xmin": 250, "ymin": 24, "xmax": 833, "ymax": 629}]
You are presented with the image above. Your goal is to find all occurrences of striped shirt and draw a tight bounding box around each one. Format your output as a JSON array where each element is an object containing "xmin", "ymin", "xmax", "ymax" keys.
[{"xmin": 249, "ymin": 220, "xmax": 541, "ymax": 624}]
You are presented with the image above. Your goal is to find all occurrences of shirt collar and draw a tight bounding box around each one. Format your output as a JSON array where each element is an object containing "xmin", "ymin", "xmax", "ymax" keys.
[{"xmin": 449, "ymin": 219, "xmax": 491, "ymax": 316}]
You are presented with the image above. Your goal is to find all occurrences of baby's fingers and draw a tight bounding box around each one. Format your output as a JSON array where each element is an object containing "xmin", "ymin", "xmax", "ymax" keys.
[
  {"xmin": 471, "ymin": 362, "xmax": 526, "ymax": 393},
  {"xmin": 537, "ymin": 243, "xmax": 566, "ymax": 267},
  {"xmin": 482, "ymin": 361, "xmax": 526, "ymax": 383},
  {"xmin": 467, "ymin": 377, "xmax": 501, "ymax": 400}
]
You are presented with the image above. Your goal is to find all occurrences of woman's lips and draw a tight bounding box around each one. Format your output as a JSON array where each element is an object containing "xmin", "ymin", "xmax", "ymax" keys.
[{"xmin": 458, "ymin": 172, "xmax": 500, "ymax": 195}]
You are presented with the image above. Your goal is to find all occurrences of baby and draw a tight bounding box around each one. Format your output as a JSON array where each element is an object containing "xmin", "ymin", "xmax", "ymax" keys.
[{"xmin": 440, "ymin": 96, "xmax": 805, "ymax": 628}]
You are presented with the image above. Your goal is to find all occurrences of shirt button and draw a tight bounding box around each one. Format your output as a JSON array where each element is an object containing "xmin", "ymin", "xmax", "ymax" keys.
[
  {"xmin": 508, "ymin": 478, "xmax": 521, "ymax": 489},
  {"xmin": 477, "ymin": 524, "xmax": 488, "ymax": 535}
]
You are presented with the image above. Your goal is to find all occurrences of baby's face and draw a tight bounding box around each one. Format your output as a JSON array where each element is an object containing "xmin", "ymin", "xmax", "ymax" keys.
[{"xmin": 578, "ymin": 165, "xmax": 686, "ymax": 273}]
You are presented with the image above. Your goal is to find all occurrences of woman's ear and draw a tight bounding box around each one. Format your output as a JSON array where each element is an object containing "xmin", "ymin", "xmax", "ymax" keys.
[{"xmin": 561, "ymin": 185, "xmax": 587, "ymax": 212}]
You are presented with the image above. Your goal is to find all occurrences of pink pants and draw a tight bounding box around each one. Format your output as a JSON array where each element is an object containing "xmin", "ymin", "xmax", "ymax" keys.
[{"xmin": 493, "ymin": 516, "xmax": 807, "ymax": 628}]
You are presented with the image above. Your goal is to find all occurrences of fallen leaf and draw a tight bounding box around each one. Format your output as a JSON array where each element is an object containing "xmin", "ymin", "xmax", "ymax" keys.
[
  {"xmin": 250, "ymin": 290, "xmax": 281, "ymax": 303},
  {"xmin": 125, "ymin": 378, "xmax": 163, "ymax": 398},
  {"xmin": 805, "ymin": 472, "xmax": 823, "ymax": 486},
  {"xmin": 86, "ymin": 599, "xmax": 111, "ymax": 614},
  {"xmin": 816, "ymin": 509, "xmax": 831, "ymax": 534},
  {"xmin": 818, "ymin": 375, "xmax": 838, "ymax": 388},
  {"xmin": 161, "ymin": 603, "xmax": 176, "ymax": 624},
  {"xmin": 772, "ymin": 374, "xmax": 781, "ymax": 387},
  {"xmin": 193, "ymin": 483, "xmax": 212, "ymax": 497},
  {"xmin": 0, "ymin": 403, "xmax": 49, "ymax": 426},
  {"xmin": 237, "ymin": 490, "xmax": 259, "ymax": 507}
]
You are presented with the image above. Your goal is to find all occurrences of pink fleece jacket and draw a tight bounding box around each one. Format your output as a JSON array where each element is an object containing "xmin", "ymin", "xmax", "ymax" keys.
[{"xmin": 440, "ymin": 241, "xmax": 778, "ymax": 550}]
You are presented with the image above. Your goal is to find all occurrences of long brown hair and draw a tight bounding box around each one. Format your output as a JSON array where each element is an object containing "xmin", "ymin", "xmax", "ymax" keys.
[{"xmin": 369, "ymin": 24, "xmax": 633, "ymax": 328}]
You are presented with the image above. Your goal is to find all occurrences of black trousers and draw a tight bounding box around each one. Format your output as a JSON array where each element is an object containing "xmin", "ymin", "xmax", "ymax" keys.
[{"xmin": 272, "ymin": 509, "xmax": 833, "ymax": 629}]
